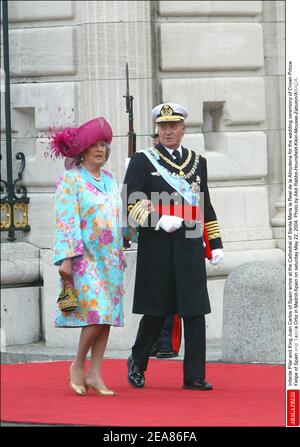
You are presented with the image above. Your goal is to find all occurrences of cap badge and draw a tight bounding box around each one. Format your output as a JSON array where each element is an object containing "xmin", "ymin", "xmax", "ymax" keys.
[{"xmin": 160, "ymin": 104, "xmax": 174, "ymax": 117}]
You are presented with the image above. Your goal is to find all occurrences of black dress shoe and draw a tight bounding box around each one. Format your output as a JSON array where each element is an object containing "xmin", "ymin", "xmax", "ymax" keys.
[
  {"xmin": 156, "ymin": 351, "xmax": 178, "ymax": 359},
  {"xmin": 183, "ymin": 379, "xmax": 213, "ymax": 391},
  {"xmin": 127, "ymin": 355, "xmax": 145, "ymax": 388}
]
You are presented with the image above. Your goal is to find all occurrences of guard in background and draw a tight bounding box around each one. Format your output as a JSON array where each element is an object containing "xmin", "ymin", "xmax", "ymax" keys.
[
  {"xmin": 150, "ymin": 314, "xmax": 181, "ymax": 358},
  {"xmin": 123, "ymin": 103, "xmax": 223, "ymax": 390}
]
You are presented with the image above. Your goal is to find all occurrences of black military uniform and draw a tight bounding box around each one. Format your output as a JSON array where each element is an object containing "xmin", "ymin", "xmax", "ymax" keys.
[{"xmin": 123, "ymin": 106, "xmax": 222, "ymax": 390}]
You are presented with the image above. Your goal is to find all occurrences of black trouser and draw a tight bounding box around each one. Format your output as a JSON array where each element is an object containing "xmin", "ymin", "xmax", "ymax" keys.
[
  {"xmin": 151, "ymin": 315, "xmax": 182, "ymax": 353},
  {"xmin": 132, "ymin": 314, "xmax": 206, "ymax": 381}
]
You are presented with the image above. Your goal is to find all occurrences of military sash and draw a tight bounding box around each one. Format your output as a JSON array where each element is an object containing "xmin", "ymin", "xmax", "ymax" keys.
[
  {"xmin": 141, "ymin": 148, "xmax": 212, "ymax": 258},
  {"xmin": 141, "ymin": 148, "xmax": 198, "ymax": 205}
]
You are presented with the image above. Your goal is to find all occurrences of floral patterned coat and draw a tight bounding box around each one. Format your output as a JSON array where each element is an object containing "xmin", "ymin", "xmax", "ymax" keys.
[{"xmin": 53, "ymin": 166, "xmax": 125, "ymax": 327}]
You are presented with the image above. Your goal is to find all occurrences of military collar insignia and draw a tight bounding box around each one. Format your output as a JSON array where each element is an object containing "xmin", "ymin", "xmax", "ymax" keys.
[{"xmin": 148, "ymin": 146, "xmax": 200, "ymax": 180}]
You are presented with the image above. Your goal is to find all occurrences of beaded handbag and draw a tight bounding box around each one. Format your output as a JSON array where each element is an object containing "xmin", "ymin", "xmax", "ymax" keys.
[{"xmin": 57, "ymin": 273, "xmax": 78, "ymax": 312}]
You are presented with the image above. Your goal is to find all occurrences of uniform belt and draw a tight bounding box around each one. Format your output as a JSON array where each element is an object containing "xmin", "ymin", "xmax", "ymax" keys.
[
  {"xmin": 155, "ymin": 204, "xmax": 202, "ymax": 222},
  {"xmin": 154, "ymin": 204, "xmax": 212, "ymax": 259}
]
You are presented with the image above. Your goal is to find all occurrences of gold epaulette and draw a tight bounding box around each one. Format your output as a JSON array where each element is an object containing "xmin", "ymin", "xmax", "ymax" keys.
[
  {"xmin": 128, "ymin": 201, "xmax": 150, "ymax": 226},
  {"xmin": 205, "ymin": 220, "xmax": 221, "ymax": 241}
]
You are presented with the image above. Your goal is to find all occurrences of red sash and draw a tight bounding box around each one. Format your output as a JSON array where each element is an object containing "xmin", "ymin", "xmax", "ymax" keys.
[{"xmin": 154, "ymin": 204, "xmax": 212, "ymax": 259}]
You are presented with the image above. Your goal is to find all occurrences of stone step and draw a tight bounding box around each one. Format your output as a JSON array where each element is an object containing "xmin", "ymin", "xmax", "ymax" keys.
[{"xmin": 1, "ymin": 340, "xmax": 222, "ymax": 364}]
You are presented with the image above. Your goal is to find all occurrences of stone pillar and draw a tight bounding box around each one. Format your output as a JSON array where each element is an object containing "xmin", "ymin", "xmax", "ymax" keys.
[
  {"xmin": 262, "ymin": 1, "xmax": 286, "ymax": 250},
  {"xmin": 75, "ymin": 0, "xmax": 154, "ymax": 183},
  {"xmin": 222, "ymin": 262, "xmax": 285, "ymax": 363}
]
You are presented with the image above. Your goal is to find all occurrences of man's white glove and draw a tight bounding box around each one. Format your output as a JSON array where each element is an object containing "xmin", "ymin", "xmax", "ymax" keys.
[
  {"xmin": 124, "ymin": 157, "xmax": 131, "ymax": 171},
  {"xmin": 210, "ymin": 249, "xmax": 224, "ymax": 265},
  {"xmin": 155, "ymin": 215, "xmax": 183, "ymax": 233}
]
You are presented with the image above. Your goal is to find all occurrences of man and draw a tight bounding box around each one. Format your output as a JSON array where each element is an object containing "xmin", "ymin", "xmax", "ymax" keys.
[
  {"xmin": 149, "ymin": 131, "xmax": 182, "ymax": 359},
  {"xmin": 123, "ymin": 103, "xmax": 223, "ymax": 390}
]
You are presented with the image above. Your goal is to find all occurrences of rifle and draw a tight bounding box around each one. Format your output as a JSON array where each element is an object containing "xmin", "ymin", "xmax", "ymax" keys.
[
  {"xmin": 123, "ymin": 63, "xmax": 137, "ymax": 249},
  {"xmin": 123, "ymin": 62, "xmax": 136, "ymax": 158}
]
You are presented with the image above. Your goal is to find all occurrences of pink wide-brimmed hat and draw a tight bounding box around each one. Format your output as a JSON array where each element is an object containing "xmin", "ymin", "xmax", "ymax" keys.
[{"xmin": 49, "ymin": 117, "xmax": 113, "ymax": 169}]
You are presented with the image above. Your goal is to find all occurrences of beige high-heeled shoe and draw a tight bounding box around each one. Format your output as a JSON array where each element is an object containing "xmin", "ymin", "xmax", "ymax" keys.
[
  {"xmin": 84, "ymin": 379, "xmax": 115, "ymax": 396},
  {"xmin": 69, "ymin": 363, "xmax": 87, "ymax": 396}
]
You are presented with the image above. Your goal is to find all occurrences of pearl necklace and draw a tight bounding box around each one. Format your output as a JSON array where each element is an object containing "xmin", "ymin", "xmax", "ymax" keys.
[{"xmin": 80, "ymin": 163, "xmax": 102, "ymax": 181}]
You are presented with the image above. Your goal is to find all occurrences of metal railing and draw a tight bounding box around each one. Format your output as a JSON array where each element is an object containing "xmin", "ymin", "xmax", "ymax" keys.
[{"xmin": 0, "ymin": 0, "xmax": 30, "ymax": 241}]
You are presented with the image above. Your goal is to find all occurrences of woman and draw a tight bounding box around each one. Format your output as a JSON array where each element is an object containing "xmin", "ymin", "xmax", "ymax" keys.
[{"xmin": 51, "ymin": 117, "xmax": 124, "ymax": 396}]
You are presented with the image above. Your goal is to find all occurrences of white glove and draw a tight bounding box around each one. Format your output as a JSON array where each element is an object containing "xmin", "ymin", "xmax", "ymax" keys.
[
  {"xmin": 155, "ymin": 215, "xmax": 183, "ymax": 233},
  {"xmin": 124, "ymin": 157, "xmax": 131, "ymax": 171},
  {"xmin": 210, "ymin": 249, "xmax": 224, "ymax": 265}
]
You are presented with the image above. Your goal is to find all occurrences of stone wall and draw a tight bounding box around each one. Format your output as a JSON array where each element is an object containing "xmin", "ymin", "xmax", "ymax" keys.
[
  {"xmin": 263, "ymin": 1, "xmax": 285, "ymax": 249},
  {"xmin": 155, "ymin": 0, "xmax": 285, "ymax": 252}
]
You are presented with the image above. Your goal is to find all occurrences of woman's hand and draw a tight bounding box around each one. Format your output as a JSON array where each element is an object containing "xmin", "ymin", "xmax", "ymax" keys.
[{"xmin": 59, "ymin": 258, "xmax": 73, "ymax": 280}]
